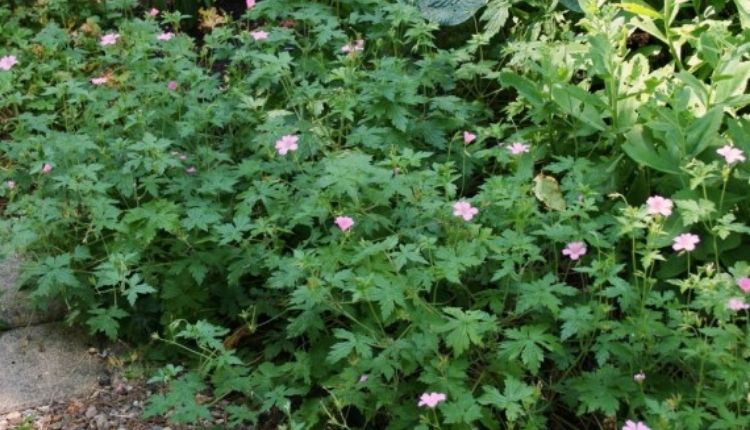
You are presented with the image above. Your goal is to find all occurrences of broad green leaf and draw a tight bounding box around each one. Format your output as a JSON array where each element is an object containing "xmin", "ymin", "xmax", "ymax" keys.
[
  {"xmin": 499, "ymin": 71, "xmax": 546, "ymax": 108},
  {"xmin": 413, "ymin": 0, "xmax": 488, "ymax": 26},
  {"xmin": 618, "ymin": 1, "xmax": 662, "ymax": 19},
  {"xmin": 560, "ymin": 0, "xmax": 582, "ymax": 12},
  {"xmin": 685, "ymin": 107, "xmax": 723, "ymax": 157},
  {"xmin": 737, "ymin": 0, "xmax": 750, "ymax": 30},
  {"xmin": 622, "ymin": 127, "xmax": 681, "ymax": 174},
  {"xmin": 712, "ymin": 60, "xmax": 750, "ymax": 105}
]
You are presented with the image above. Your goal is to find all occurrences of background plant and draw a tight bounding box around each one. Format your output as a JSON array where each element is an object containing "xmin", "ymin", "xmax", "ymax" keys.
[{"xmin": 2, "ymin": 0, "xmax": 750, "ymax": 429}]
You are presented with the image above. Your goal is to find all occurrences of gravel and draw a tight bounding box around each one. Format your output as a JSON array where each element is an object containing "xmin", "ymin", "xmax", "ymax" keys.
[{"xmin": 0, "ymin": 362, "xmax": 251, "ymax": 430}]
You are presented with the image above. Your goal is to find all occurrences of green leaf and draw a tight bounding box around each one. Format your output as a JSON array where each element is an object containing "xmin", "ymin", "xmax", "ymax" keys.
[
  {"xmin": 480, "ymin": 0, "xmax": 511, "ymax": 37},
  {"xmin": 479, "ymin": 377, "xmax": 537, "ymax": 422},
  {"xmin": 713, "ymin": 60, "xmax": 750, "ymax": 105},
  {"xmin": 327, "ymin": 329, "xmax": 375, "ymax": 363},
  {"xmin": 414, "ymin": 0, "xmax": 487, "ymax": 26},
  {"xmin": 29, "ymin": 254, "xmax": 80, "ymax": 299},
  {"xmin": 560, "ymin": 0, "xmax": 582, "ymax": 12},
  {"xmin": 618, "ymin": 1, "xmax": 662, "ymax": 19},
  {"xmin": 123, "ymin": 274, "xmax": 157, "ymax": 307},
  {"xmin": 144, "ymin": 372, "xmax": 211, "ymax": 423},
  {"xmin": 182, "ymin": 206, "xmax": 223, "ymax": 232},
  {"xmin": 442, "ymin": 395, "xmax": 483, "ymax": 424},
  {"xmin": 622, "ymin": 126, "xmax": 681, "ymax": 174},
  {"xmin": 675, "ymin": 199, "xmax": 716, "ymax": 226},
  {"xmin": 569, "ymin": 366, "xmax": 632, "ymax": 415},
  {"xmin": 559, "ymin": 305, "xmax": 595, "ymax": 340},
  {"xmin": 499, "ymin": 325, "xmax": 559, "ymax": 375},
  {"xmin": 86, "ymin": 306, "xmax": 129, "ymax": 340},
  {"xmin": 736, "ymin": 0, "xmax": 750, "ymax": 30},
  {"xmin": 499, "ymin": 72, "xmax": 546, "ymax": 108},
  {"xmin": 437, "ymin": 307, "xmax": 497, "ymax": 355},
  {"xmin": 550, "ymin": 83, "xmax": 607, "ymax": 131},
  {"xmin": 686, "ymin": 107, "xmax": 723, "ymax": 157},
  {"xmin": 515, "ymin": 274, "xmax": 578, "ymax": 316}
]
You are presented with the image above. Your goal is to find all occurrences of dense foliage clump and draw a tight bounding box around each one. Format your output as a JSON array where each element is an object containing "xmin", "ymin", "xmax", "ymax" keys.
[{"xmin": 2, "ymin": 0, "xmax": 750, "ymax": 428}]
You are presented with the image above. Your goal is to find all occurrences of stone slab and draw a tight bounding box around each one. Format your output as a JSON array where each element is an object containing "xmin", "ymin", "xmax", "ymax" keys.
[
  {"xmin": 0, "ymin": 255, "xmax": 65, "ymax": 329},
  {"xmin": 0, "ymin": 322, "xmax": 104, "ymax": 413}
]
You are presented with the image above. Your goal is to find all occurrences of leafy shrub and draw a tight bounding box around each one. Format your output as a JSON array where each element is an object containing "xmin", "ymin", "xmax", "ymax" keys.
[{"xmin": 2, "ymin": 0, "xmax": 750, "ymax": 428}]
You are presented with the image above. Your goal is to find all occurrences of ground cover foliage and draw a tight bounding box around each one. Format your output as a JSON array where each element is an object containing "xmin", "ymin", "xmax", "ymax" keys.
[{"xmin": 2, "ymin": 0, "xmax": 750, "ymax": 428}]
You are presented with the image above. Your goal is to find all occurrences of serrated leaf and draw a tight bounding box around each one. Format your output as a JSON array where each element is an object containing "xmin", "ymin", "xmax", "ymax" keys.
[
  {"xmin": 479, "ymin": 377, "xmax": 536, "ymax": 422},
  {"xmin": 437, "ymin": 307, "xmax": 496, "ymax": 355},
  {"xmin": 123, "ymin": 273, "xmax": 157, "ymax": 307},
  {"xmin": 86, "ymin": 306, "xmax": 129, "ymax": 340}
]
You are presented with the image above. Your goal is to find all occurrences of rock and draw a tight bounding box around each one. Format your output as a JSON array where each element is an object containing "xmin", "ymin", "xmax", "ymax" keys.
[
  {"xmin": 94, "ymin": 414, "xmax": 108, "ymax": 429},
  {"xmin": 98, "ymin": 373, "xmax": 112, "ymax": 387},
  {"xmin": 4, "ymin": 412, "xmax": 20, "ymax": 422},
  {"xmin": 0, "ymin": 323, "xmax": 105, "ymax": 413},
  {"xmin": 85, "ymin": 406, "xmax": 98, "ymax": 419},
  {"xmin": 0, "ymin": 419, "xmax": 7, "ymax": 430}
]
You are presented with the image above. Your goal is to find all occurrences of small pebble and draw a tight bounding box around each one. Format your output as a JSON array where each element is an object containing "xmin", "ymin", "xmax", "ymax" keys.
[
  {"xmin": 98, "ymin": 373, "xmax": 112, "ymax": 387},
  {"xmin": 94, "ymin": 414, "xmax": 107, "ymax": 429},
  {"xmin": 5, "ymin": 412, "xmax": 20, "ymax": 422},
  {"xmin": 85, "ymin": 405, "xmax": 98, "ymax": 418}
]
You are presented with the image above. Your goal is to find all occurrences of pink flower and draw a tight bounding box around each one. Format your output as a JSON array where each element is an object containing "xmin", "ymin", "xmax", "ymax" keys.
[
  {"xmin": 358, "ymin": 374, "xmax": 368, "ymax": 383},
  {"xmin": 622, "ymin": 421, "xmax": 650, "ymax": 430},
  {"xmin": 672, "ymin": 233, "xmax": 700, "ymax": 252},
  {"xmin": 148, "ymin": 8, "xmax": 159, "ymax": 17},
  {"xmin": 334, "ymin": 216, "xmax": 354, "ymax": 232},
  {"xmin": 99, "ymin": 33, "xmax": 120, "ymax": 46},
  {"xmin": 417, "ymin": 392, "xmax": 446, "ymax": 408},
  {"xmin": 167, "ymin": 80, "xmax": 178, "ymax": 91},
  {"xmin": 275, "ymin": 135, "xmax": 299, "ymax": 155},
  {"xmin": 633, "ymin": 372, "xmax": 645, "ymax": 383},
  {"xmin": 186, "ymin": 166, "xmax": 197, "ymax": 175},
  {"xmin": 6, "ymin": 180, "xmax": 15, "ymax": 189},
  {"xmin": 246, "ymin": 0, "xmax": 256, "ymax": 9},
  {"xmin": 341, "ymin": 39, "xmax": 365, "ymax": 53},
  {"xmin": 157, "ymin": 32, "xmax": 174, "ymax": 41},
  {"xmin": 91, "ymin": 76, "xmax": 109, "ymax": 85},
  {"xmin": 562, "ymin": 241, "xmax": 587, "ymax": 260},
  {"xmin": 717, "ymin": 144, "xmax": 745, "ymax": 165},
  {"xmin": 727, "ymin": 298, "xmax": 750, "ymax": 311},
  {"xmin": 251, "ymin": 30, "xmax": 269, "ymax": 41},
  {"xmin": 463, "ymin": 131, "xmax": 476, "ymax": 144},
  {"xmin": 0, "ymin": 55, "xmax": 18, "ymax": 71},
  {"xmin": 645, "ymin": 195, "xmax": 673, "ymax": 217},
  {"xmin": 508, "ymin": 142, "xmax": 530, "ymax": 155},
  {"xmin": 41, "ymin": 163, "xmax": 53, "ymax": 174},
  {"xmin": 452, "ymin": 201, "xmax": 478, "ymax": 221},
  {"xmin": 737, "ymin": 277, "xmax": 750, "ymax": 293}
]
